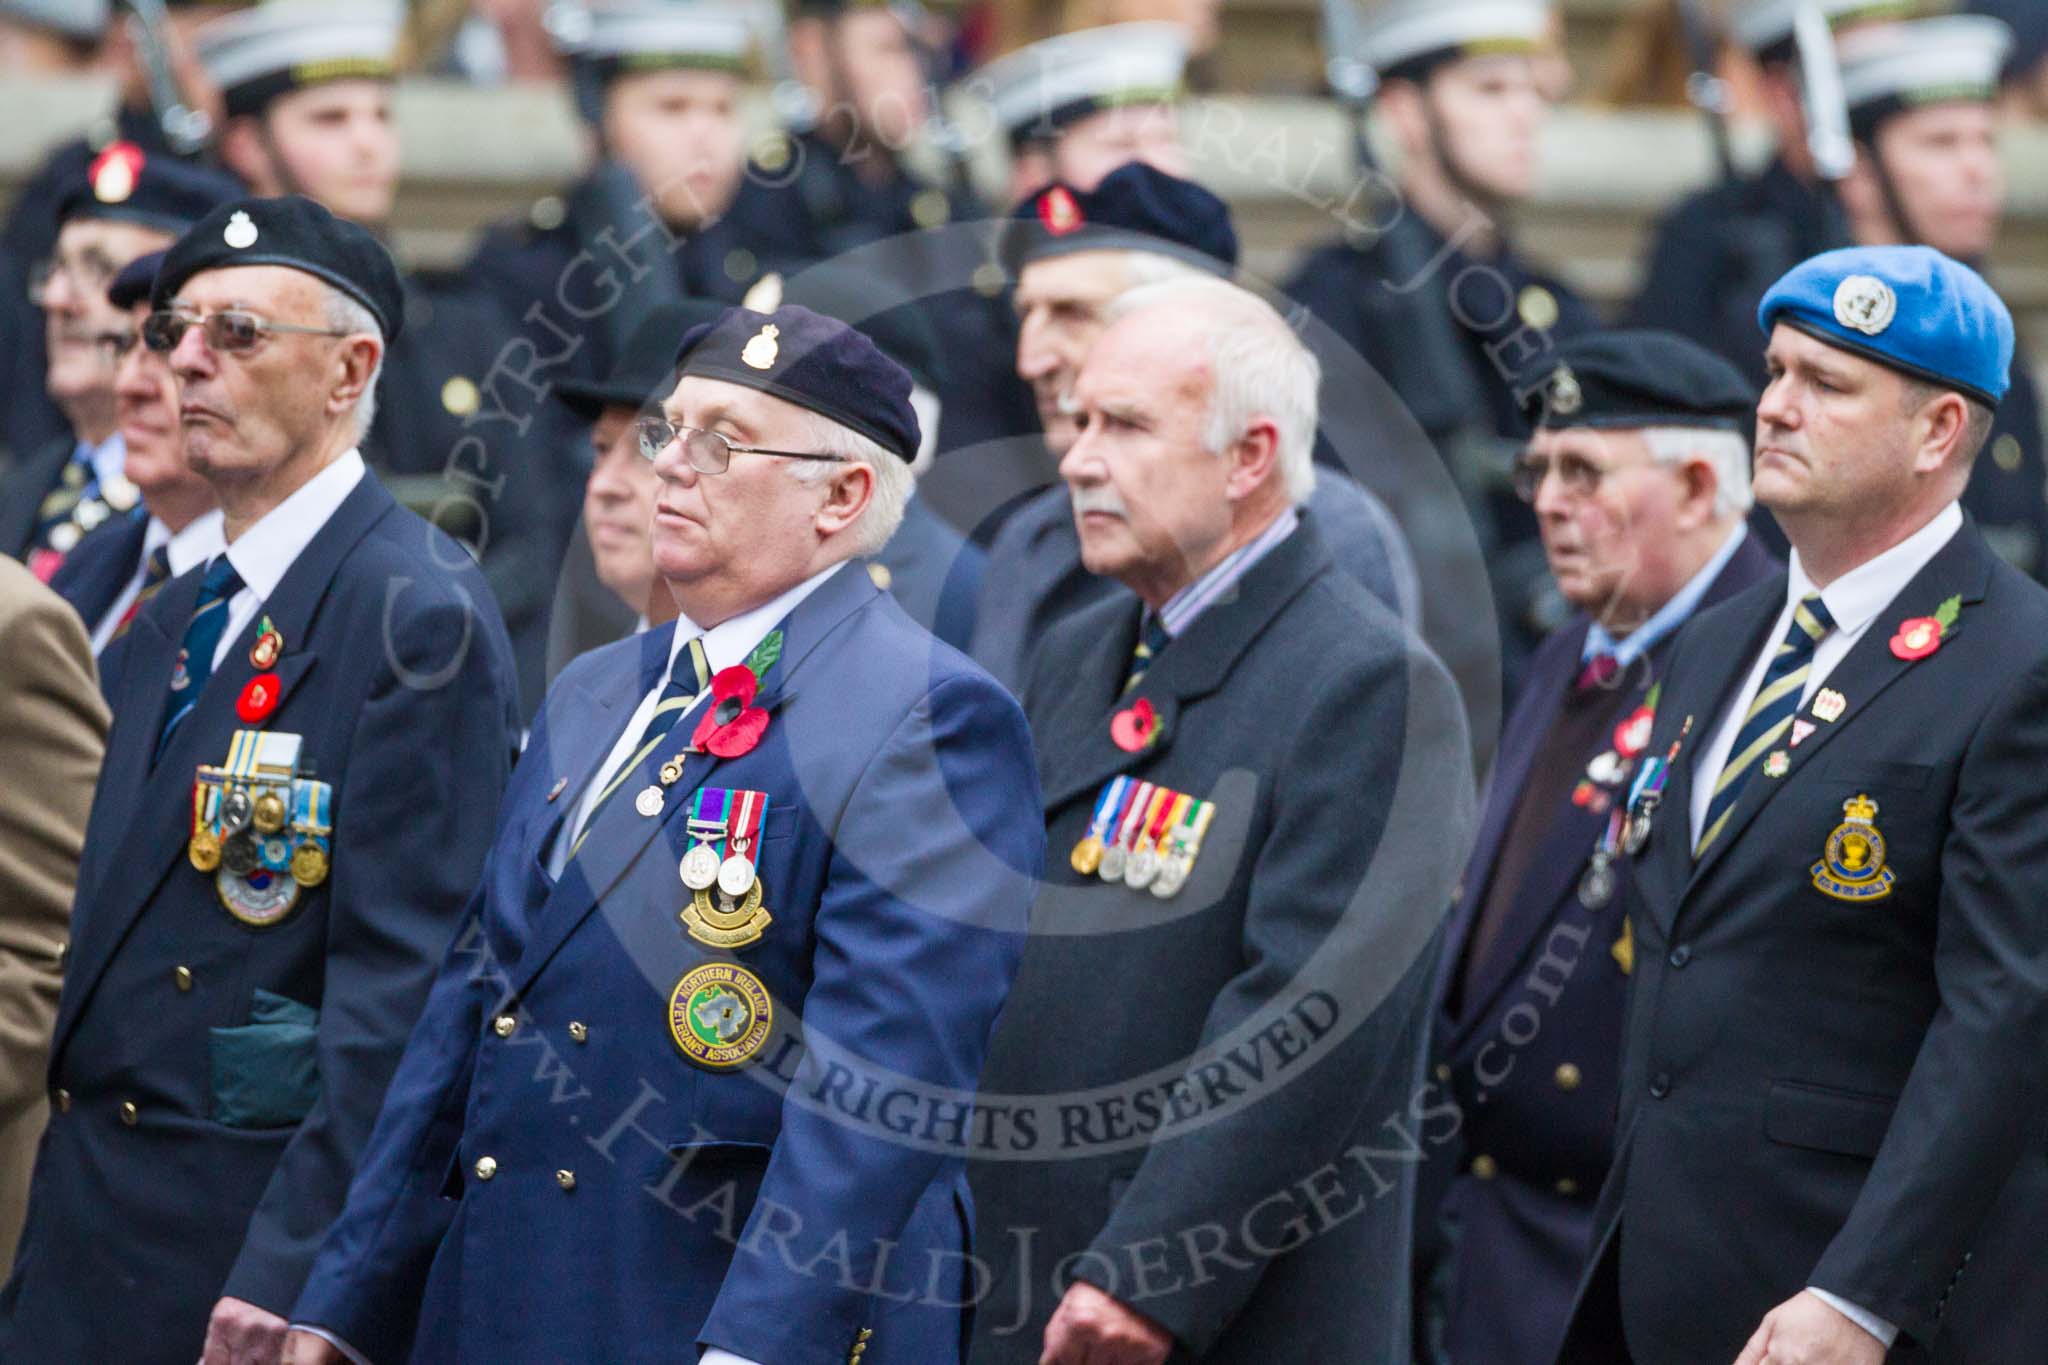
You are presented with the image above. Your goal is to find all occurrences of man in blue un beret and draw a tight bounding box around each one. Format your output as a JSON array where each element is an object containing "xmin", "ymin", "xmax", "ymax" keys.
[
  {"xmin": 1556, "ymin": 243, "xmax": 2048, "ymax": 1365},
  {"xmin": 288, "ymin": 305, "xmax": 1046, "ymax": 1365}
]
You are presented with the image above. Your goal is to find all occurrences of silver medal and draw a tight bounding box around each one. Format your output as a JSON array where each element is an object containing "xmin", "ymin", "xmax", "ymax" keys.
[
  {"xmin": 1099, "ymin": 846, "xmax": 1128, "ymax": 882},
  {"xmin": 718, "ymin": 854, "xmax": 756, "ymax": 899},
  {"xmin": 220, "ymin": 787, "xmax": 254, "ymax": 834},
  {"xmin": 680, "ymin": 842, "xmax": 721, "ymax": 890},
  {"xmin": 634, "ymin": 786, "xmax": 664, "ymax": 818},
  {"xmin": 1622, "ymin": 803, "xmax": 1655, "ymax": 857},
  {"xmin": 1124, "ymin": 848, "xmax": 1159, "ymax": 889},
  {"xmin": 1578, "ymin": 854, "xmax": 1616, "ymax": 909},
  {"xmin": 1150, "ymin": 859, "xmax": 1187, "ymax": 899}
]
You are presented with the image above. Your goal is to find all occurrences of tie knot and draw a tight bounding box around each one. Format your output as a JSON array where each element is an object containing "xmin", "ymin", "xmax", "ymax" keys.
[
  {"xmin": 146, "ymin": 545, "xmax": 172, "ymax": 581},
  {"xmin": 1576, "ymin": 652, "xmax": 1621, "ymax": 693},
  {"xmin": 1794, "ymin": 592, "xmax": 1835, "ymax": 642},
  {"xmin": 199, "ymin": 555, "xmax": 244, "ymax": 604},
  {"xmin": 668, "ymin": 635, "xmax": 711, "ymax": 694}
]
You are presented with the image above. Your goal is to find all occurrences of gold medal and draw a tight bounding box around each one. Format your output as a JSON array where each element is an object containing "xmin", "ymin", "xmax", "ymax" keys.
[
  {"xmin": 1069, "ymin": 835, "xmax": 1104, "ymax": 876},
  {"xmin": 681, "ymin": 879, "xmax": 773, "ymax": 950},
  {"xmin": 668, "ymin": 962, "xmax": 774, "ymax": 1069},
  {"xmin": 189, "ymin": 828, "xmax": 222, "ymax": 872},
  {"xmin": 290, "ymin": 841, "xmax": 329, "ymax": 887},
  {"xmin": 252, "ymin": 790, "xmax": 287, "ymax": 834}
]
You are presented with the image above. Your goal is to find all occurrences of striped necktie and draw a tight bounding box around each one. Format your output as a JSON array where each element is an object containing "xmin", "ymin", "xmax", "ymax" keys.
[
  {"xmin": 1696, "ymin": 593, "xmax": 1836, "ymax": 856},
  {"xmin": 31, "ymin": 447, "xmax": 95, "ymax": 552},
  {"xmin": 571, "ymin": 636, "xmax": 712, "ymax": 857},
  {"xmin": 156, "ymin": 556, "xmax": 245, "ymax": 759},
  {"xmin": 113, "ymin": 544, "xmax": 174, "ymax": 641},
  {"xmin": 1122, "ymin": 615, "xmax": 1171, "ymax": 695}
]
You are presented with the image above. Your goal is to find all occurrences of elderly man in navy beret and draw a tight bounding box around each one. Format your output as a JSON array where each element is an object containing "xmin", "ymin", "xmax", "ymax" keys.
[
  {"xmin": 288, "ymin": 305, "xmax": 1045, "ymax": 1365},
  {"xmin": 1557, "ymin": 245, "xmax": 2048, "ymax": 1365},
  {"xmin": 0, "ymin": 195, "xmax": 522, "ymax": 1365}
]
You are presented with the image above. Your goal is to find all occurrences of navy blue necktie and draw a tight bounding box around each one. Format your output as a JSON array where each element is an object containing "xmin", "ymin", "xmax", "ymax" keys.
[
  {"xmin": 1696, "ymin": 592, "xmax": 1836, "ymax": 855},
  {"xmin": 156, "ymin": 556, "xmax": 245, "ymax": 758},
  {"xmin": 1122, "ymin": 615, "xmax": 1171, "ymax": 695}
]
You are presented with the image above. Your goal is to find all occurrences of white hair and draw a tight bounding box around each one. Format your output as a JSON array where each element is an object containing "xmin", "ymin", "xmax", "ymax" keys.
[
  {"xmin": 322, "ymin": 285, "xmax": 385, "ymax": 441},
  {"xmin": 1105, "ymin": 276, "xmax": 1320, "ymax": 505},
  {"xmin": 789, "ymin": 409, "xmax": 913, "ymax": 557},
  {"xmin": 1642, "ymin": 425, "xmax": 1753, "ymax": 518},
  {"xmin": 1119, "ymin": 250, "xmax": 1208, "ymax": 291}
]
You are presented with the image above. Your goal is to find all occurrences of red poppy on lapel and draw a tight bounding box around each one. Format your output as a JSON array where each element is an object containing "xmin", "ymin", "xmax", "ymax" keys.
[
  {"xmin": 1889, "ymin": 594, "xmax": 1961, "ymax": 662},
  {"xmin": 1110, "ymin": 697, "xmax": 1159, "ymax": 753},
  {"xmin": 237, "ymin": 672, "xmax": 281, "ymax": 723},
  {"xmin": 692, "ymin": 664, "xmax": 771, "ymax": 758}
]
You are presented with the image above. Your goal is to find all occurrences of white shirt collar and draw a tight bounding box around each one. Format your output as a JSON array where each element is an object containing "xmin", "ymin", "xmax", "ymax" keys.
[
  {"xmin": 89, "ymin": 430, "xmax": 127, "ymax": 485},
  {"xmin": 666, "ymin": 560, "xmax": 849, "ymax": 680},
  {"xmin": 161, "ymin": 508, "xmax": 226, "ymax": 575},
  {"xmin": 224, "ymin": 450, "xmax": 367, "ymax": 600},
  {"xmin": 1786, "ymin": 500, "xmax": 1964, "ymax": 636}
]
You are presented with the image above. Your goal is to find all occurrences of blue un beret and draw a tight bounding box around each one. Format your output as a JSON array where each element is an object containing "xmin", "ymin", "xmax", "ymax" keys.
[
  {"xmin": 674, "ymin": 305, "xmax": 919, "ymax": 462},
  {"xmin": 1759, "ymin": 245, "xmax": 2014, "ymax": 407},
  {"xmin": 152, "ymin": 195, "xmax": 406, "ymax": 342},
  {"xmin": 1002, "ymin": 162, "xmax": 1239, "ymax": 279},
  {"xmin": 57, "ymin": 142, "xmax": 244, "ymax": 236}
]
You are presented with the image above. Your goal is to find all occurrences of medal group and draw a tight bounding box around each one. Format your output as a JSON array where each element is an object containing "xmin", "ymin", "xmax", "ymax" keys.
[
  {"xmin": 1069, "ymin": 775, "xmax": 1216, "ymax": 898},
  {"xmin": 186, "ymin": 728, "xmax": 332, "ymax": 927}
]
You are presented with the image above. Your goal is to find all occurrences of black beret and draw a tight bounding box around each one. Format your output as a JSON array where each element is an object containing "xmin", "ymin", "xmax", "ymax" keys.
[
  {"xmin": 556, "ymin": 299, "xmax": 729, "ymax": 422},
  {"xmin": 674, "ymin": 305, "xmax": 919, "ymax": 461},
  {"xmin": 152, "ymin": 195, "xmax": 405, "ymax": 342},
  {"xmin": 1001, "ymin": 162, "xmax": 1238, "ymax": 280},
  {"xmin": 57, "ymin": 142, "xmax": 244, "ymax": 236},
  {"xmin": 1519, "ymin": 330, "xmax": 1758, "ymax": 433},
  {"xmin": 107, "ymin": 249, "xmax": 167, "ymax": 310}
]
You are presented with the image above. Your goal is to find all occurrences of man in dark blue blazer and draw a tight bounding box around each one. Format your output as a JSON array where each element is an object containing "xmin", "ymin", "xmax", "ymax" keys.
[
  {"xmin": 1557, "ymin": 249, "xmax": 2048, "ymax": 1365},
  {"xmin": 1419, "ymin": 332, "xmax": 1777, "ymax": 1365},
  {"xmin": 50, "ymin": 250, "xmax": 224, "ymax": 667},
  {"xmin": 968, "ymin": 276, "xmax": 1473, "ymax": 1364},
  {"xmin": 288, "ymin": 305, "xmax": 1043, "ymax": 1365},
  {"xmin": 0, "ymin": 196, "xmax": 522, "ymax": 1365}
]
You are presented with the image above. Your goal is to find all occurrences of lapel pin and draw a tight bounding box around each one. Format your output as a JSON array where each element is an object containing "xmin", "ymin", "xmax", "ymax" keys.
[{"xmin": 1813, "ymin": 689, "xmax": 1847, "ymax": 723}]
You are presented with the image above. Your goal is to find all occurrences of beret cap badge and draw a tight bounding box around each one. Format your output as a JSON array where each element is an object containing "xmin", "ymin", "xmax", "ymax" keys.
[
  {"xmin": 90, "ymin": 144, "xmax": 143, "ymax": 204},
  {"xmin": 1833, "ymin": 274, "xmax": 1897, "ymax": 336},
  {"xmin": 1039, "ymin": 186, "xmax": 1084, "ymax": 235},
  {"xmin": 1548, "ymin": 364, "xmax": 1584, "ymax": 416},
  {"xmin": 742, "ymin": 323, "xmax": 779, "ymax": 370},
  {"xmin": 223, "ymin": 210, "xmax": 259, "ymax": 250}
]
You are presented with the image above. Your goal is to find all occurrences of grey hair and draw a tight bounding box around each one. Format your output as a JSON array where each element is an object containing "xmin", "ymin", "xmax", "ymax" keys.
[
  {"xmin": 322, "ymin": 285, "xmax": 385, "ymax": 442},
  {"xmin": 1120, "ymin": 250, "xmax": 1208, "ymax": 291},
  {"xmin": 1641, "ymin": 426, "xmax": 1754, "ymax": 518},
  {"xmin": 788, "ymin": 409, "xmax": 912, "ymax": 557},
  {"xmin": 1104, "ymin": 276, "xmax": 1320, "ymax": 505}
]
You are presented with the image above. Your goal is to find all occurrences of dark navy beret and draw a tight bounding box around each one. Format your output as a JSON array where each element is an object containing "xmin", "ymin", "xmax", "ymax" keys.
[
  {"xmin": 107, "ymin": 249, "xmax": 167, "ymax": 310},
  {"xmin": 152, "ymin": 195, "xmax": 406, "ymax": 342},
  {"xmin": 556, "ymin": 299, "xmax": 728, "ymax": 421},
  {"xmin": 1521, "ymin": 330, "xmax": 1757, "ymax": 432},
  {"xmin": 57, "ymin": 142, "xmax": 244, "ymax": 236},
  {"xmin": 1002, "ymin": 162, "xmax": 1238, "ymax": 279},
  {"xmin": 674, "ymin": 305, "xmax": 919, "ymax": 461},
  {"xmin": 1759, "ymin": 245, "xmax": 2014, "ymax": 408}
]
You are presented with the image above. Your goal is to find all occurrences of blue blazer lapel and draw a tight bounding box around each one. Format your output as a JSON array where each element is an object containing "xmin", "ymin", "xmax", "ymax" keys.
[
  {"xmin": 50, "ymin": 509, "xmax": 146, "ymax": 629},
  {"xmin": 507, "ymin": 566, "xmax": 881, "ymax": 998}
]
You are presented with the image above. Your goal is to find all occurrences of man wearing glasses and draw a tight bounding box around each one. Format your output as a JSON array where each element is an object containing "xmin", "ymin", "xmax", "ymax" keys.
[
  {"xmin": 1419, "ymin": 331, "xmax": 1775, "ymax": 1365},
  {"xmin": 0, "ymin": 147, "xmax": 241, "ymax": 577},
  {"xmin": 286, "ymin": 304, "xmax": 1042, "ymax": 1365},
  {"xmin": 0, "ymin": 195, "xmax": 522, "ymax": 1365}
]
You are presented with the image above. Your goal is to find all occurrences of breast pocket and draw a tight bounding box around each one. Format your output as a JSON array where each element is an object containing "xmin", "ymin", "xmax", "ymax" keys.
[{"xmin": 1764, "ymin": 1080, "xmax": 1897, "ymax": 1159}]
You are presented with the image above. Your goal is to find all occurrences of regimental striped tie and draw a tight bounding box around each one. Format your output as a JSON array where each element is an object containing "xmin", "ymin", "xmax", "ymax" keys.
[
  {"xmin": 112, "ymin": 544, "xmax": 174, "ymax": 642},
  {"xmin": 31, "ymin": 451, "xmax": 93, "ymax": 552},
  {"xmin": 570, "ymin": 636, "xmax": 712, "ymax": 857},
  {"xmin": 1695, "ymin": 592, "xmax": 1836, "ymax": 856},
  {"xmin": 1122, "ymin": 615, "xmax": 1171, "ymax": 696},
  {"xmin": 155, "ymin": 555, "xmax": 246, "ymax": 760}
]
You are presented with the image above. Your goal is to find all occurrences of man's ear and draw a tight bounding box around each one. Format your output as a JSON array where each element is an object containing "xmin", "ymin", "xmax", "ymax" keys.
[
  {"xmin": 328, "ymin": 335, "xmax": 382, "ymax": 420},
  {"xmin": 1224, "ymin": 417, "xmax": 1283, "ymax": 503},
  {"xmin": 815, "ymin": 460, "xmax": 875, "ymax": 537},
  {"xmin": 1912, "ymin": 391, "xmax": 1972, "ymax": 477}
]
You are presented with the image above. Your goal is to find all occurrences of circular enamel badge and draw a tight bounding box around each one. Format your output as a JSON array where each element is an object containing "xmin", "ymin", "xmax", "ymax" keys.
[
  {"xmin": 667, "ymin": 963, "xmax": 774, "ymax": 1069},
  {"xmin": 1833, "ymin": 275, "xmax": 1897, "ymax": 336},
  {"xmin": 217, "ymin": 867, "xmax": 300, "ymax": 927}
]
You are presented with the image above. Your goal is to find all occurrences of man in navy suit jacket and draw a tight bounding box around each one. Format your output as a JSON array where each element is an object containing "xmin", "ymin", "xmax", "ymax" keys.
[
  {"xmin": 1419, "ymin": 331, "xmax": 1777, "ymax": 1365},
  {"xmin": 289, "ymin": 305, "xmax": 1043, "ymax": 1364},
  {"xmin": 0, "ymin": 196, "xmax": 522, "ymax": 1365}
]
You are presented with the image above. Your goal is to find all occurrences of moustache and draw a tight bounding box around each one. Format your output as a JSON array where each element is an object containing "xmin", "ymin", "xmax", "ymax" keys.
[{"xmin": 1069, "ymin": 485, "xmax": 1128, "ymax": 519}]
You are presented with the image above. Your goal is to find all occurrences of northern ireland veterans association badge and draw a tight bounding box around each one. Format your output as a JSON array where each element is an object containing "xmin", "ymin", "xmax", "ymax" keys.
[
  {"xmin": 1810, "ymin": 794, "xmax": 1896, "ymax": 903},
  {"xmin": 668, "ymin": 962, "xmax": 774, "ymax": 1070}
]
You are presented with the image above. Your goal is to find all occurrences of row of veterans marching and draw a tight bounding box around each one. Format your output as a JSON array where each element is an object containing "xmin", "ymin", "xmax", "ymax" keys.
[{"xmin": 0, "ymin": 6, "xmax": 2046, "ymax": 1365}]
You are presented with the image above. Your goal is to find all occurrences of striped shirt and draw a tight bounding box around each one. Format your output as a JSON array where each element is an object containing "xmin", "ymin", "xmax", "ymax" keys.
[{"xmin": 1156, "ymin": 508, "xmax": 1300, "ymax": 638}]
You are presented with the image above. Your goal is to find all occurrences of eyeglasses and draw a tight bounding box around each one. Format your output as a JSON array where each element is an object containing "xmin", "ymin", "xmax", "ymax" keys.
[
  {"xmin": 28, "ymin": 250, "xmax": 120, "ymax": 305},
  {"xmin": 634, "ymin": 418, "xmax": 848, "ymax": 475},
  {"xmin": 1512, "ymin": 451, "xmax": 1655, "ymax": 503},
  {"xmin": 141, "ymin": 309, "xmax": 353, "ymax": 355}
]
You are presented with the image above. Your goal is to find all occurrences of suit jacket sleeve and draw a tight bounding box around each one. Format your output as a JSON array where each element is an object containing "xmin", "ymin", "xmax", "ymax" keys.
[
  {"xmin": 697, "ymin": 672, "xmax": 1045, "ymax": 1364},
  {"xmin": 222, "ymin": 593, "xmax": 519, "ymax": 1316},
  {"xmin": 1809, "ymin": 649, "xmax": 2048, "ymax": 1345},
  {"xmin": 0, "ymin": 578, "xmax": 107, "ymax": 1128},
  {"xmin": 1072, "ymin": 635, "xmax": 1476, "ymax": 1353}
]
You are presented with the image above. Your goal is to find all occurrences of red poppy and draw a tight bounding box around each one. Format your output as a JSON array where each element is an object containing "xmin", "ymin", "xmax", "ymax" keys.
[
  {"xmin": 691, "ymin": 664, "xmax": 770, "ymax": 757},
  {"xmin": 237, "ymin": 672, "xmax": 281, "ymax": 722},
  {"xmin": 1038, "ymin": 186, "xmax": 1084, "ymax": 235},
  {"xmin": 1110, "ymin": 697, "xmax": 1159, "ymax": 753},
  {"xmin": 1889, "ymin": 617, "xmax": 1944, "ymax": 661},
  {"xmin": 1613, "ymin": 706, "xmax": 1654, "ymax": 759}
]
